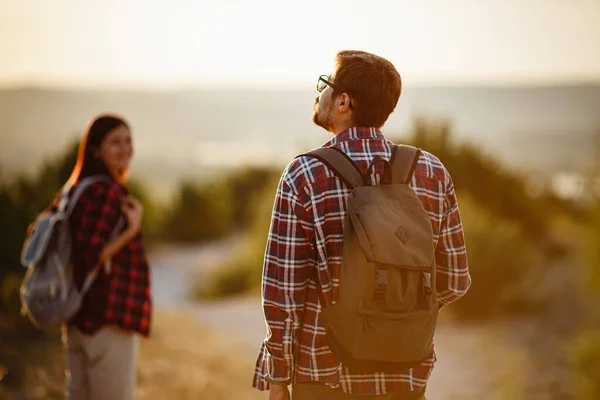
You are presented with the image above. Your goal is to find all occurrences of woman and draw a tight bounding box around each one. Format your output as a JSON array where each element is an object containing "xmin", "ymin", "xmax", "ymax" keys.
[{"xmin": 62, "ymin": 114, "xmax": 152, "ymax": 400}]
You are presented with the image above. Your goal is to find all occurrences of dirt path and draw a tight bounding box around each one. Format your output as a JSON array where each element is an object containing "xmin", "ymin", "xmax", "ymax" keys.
[{"xmin": 149, "ymin": 240, "xmax": 528, "ymax": 399}]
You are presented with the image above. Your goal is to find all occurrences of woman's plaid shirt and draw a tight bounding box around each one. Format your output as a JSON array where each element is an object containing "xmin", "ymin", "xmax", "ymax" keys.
[
  {"xmin": 253, "ymin": 127, "xmax": 470, "ymax": 395},
  {"xmin": 68, "ymin": 178, "xmax": 152, "ymax": 337}
]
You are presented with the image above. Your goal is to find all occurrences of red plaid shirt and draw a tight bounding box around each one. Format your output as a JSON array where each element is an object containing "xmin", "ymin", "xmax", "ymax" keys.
[
  {"xmin": 67, "ymin": 178, "xmax": 152, "ymax": 337},
  {"xmin": 253, "ymin": 127, "xmax": 470, "ymax": 395}
]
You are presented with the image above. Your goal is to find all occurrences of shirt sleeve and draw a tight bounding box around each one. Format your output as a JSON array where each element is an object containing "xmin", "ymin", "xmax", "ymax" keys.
[
  {"xmin": 435, "ymin": 172, "xmax": 471, "ymax": 309},
  {"xmin": 253, "ymin": 172, "xmax": 315, "ymax": 390},
  {"xmin": 73, "ymin": 182, "xmax": 123, "ymax": 274}
]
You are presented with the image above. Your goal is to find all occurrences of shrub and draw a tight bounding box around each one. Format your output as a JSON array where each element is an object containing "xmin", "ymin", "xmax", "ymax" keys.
[
  {"xmin": 195, "ymin": 176, "xmax": 278, "ymax": 299},
  {"xmin": 446, "ymin": 193, "xmax": 543, "ymax": 319},
  {"xmin": 570, "ymin": 201, "xmax": 600, "ymax": 399}
]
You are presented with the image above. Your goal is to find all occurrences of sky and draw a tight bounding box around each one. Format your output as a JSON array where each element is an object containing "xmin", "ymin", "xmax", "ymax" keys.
[{"xmin": 1, "ymin": 0, "xmax": 599, "ymax": 89}]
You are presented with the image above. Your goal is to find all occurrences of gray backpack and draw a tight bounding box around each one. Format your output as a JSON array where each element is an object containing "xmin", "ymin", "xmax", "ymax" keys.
[
  {"xmin": 20, "ymin": 176, "xmax": 121, "ymax": 329},
  {"xmin": 302, "ymin": 145, "xmax": 437, "ymax": 372}
]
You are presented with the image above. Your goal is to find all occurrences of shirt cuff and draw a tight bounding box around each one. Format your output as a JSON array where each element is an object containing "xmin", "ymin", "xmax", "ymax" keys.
[
  {"xmin": 266, "ymin": 350, "xmax": 292, "ymax": 382},
  {"xmin": 264, "ymin": 374, "xmax": 291, "ymax": 385}
]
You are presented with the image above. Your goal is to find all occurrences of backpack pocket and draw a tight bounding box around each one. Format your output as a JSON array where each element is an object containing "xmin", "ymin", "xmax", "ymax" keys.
[{"xmin": 353, "ymin": 300, "xmax": 437, "ymax": 364}]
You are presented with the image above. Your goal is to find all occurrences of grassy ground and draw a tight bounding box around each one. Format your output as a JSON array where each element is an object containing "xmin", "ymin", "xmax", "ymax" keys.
[
  {"xmin": 0, "ymin": 310, "xmax": 265, "ymax": 400},
  {"xmin": 136, "ymin": 310, "xmax": 264, "ymax": 400}
]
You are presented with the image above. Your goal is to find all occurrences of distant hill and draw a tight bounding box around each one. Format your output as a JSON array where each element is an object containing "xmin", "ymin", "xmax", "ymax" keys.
[{"xmin": 1, "ymin": 84, "xmax": 598, "ymax": 198}]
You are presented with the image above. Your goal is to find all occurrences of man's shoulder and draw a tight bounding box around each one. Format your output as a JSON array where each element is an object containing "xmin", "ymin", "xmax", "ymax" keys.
[
  {"xmin": 413, "ymin": 149, "xmax": 451, "ymax": 184},
  {"xmin": 280, "ymin": 152, "xmax": 332, "ymax": 194}
]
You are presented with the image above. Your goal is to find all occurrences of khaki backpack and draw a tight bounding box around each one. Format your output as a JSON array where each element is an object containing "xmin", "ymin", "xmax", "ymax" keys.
[{"xmin": 302, "ymin": 144, "xmax": 437, "ymax": 372}]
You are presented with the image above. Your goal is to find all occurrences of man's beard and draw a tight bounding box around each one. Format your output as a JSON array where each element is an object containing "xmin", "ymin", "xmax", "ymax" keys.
[{"xmin": 312, "ymin": 96, "xmax": 332, "ymax": 132}]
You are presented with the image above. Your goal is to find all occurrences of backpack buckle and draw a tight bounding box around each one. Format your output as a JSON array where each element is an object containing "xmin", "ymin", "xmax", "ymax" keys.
[
  {"xmin": 375, "ymin": 267, "xmax": 388, "ymax": 302},
  {"xmin": 50, "ymin": 282, "xmax": 57, "ymax": 299},
  {"xmin": 422, "ymin": 272, "xmax": 432, "ymax": 295}
]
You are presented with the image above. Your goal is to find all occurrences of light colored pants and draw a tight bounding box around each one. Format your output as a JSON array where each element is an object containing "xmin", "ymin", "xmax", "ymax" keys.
[{"xmin": 63, "ymin": 325, "xmax": 140, "ymax": 400}]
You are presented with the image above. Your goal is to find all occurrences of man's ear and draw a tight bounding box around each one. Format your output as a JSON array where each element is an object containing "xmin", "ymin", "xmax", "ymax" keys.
[{"xmin": 337, "ymin": 93, "xmax": 352, "ymax": 113}]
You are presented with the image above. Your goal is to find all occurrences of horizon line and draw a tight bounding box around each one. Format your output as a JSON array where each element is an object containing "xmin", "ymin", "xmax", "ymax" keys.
[
  {"xmin": 2, "ymin": 74, "xmax": 600, "ymax": 92},
  {"xmin": 2, "ymin": 80, "xmax": 600, "ymax": 93}
]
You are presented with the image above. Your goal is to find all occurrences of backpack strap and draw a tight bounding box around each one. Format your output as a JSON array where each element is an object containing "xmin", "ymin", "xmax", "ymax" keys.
[
  {"xmin": 296, "ymin": 147, "xmax": 363, "ymax": 312},
  {"xmin": 299, "ymin": 147, "xmax": 364, "ymax": 189},
  {"xmin": 81, "ymin": 263, "xmax": 104, "ymax": 294},
  {"xmin": 63, "ymin": 175, "xmax": 123, "ymax": 284},
  {"xmin": 390, "ymin": 145, "xmax": 421, "ymax": 185},
  {"xmin": 62, "ymin": 176, "xmax": 114, "ymax": 217},
  {"xmin": 80, "ymin": 216, "xmax": 125, "ymax": 294}
]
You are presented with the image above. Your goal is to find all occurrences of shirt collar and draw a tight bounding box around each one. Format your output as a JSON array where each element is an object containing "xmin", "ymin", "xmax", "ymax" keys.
[{"xmin": 324, "ymin": 126, "xmax": 386, "ymax": 147}]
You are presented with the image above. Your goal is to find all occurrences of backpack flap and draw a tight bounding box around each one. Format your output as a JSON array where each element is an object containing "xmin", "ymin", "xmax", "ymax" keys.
[
  {"xmin": 347, "ymin": 185, "xmax": 435, "ymax": 269},
  {"xmin": 20, "ymin": 211, "xmax": 64, "ymax": 268}
]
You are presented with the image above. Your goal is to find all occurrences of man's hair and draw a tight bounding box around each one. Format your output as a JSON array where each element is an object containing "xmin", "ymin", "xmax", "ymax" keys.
[{"xmin": 332, "ymin": 50, "xmax": 402, "ymax": 128}]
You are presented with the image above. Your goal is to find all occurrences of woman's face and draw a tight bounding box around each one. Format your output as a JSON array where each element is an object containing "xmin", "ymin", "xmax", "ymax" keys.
[{"xmin": 95, "ymin": 124, "xmax": 133, "ymax": 181}]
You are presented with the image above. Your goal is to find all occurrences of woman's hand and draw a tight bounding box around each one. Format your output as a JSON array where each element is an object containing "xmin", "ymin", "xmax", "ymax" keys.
[{"xmin": 121, "ymin": 195, "xmax": 144, "ymax": 235}]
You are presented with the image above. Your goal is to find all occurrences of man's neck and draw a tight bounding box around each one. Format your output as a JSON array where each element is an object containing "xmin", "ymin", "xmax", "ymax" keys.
[{"xmin": 331, "ymin": 120, "xmax": 355, "ymax": 136}]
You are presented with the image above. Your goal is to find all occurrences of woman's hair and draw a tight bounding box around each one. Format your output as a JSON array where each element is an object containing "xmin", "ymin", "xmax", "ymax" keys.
[{"xmin": 68, "ymin": 114, "xmax": 130, "ymax": 185}]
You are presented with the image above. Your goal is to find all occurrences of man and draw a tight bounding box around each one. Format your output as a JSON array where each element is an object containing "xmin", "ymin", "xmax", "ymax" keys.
[{"xmin": 253, "ymin": 50, "xmax": 471, "ymax": 399}]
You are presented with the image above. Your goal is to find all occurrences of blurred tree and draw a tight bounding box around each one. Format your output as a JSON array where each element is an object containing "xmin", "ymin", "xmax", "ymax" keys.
[
  {"xmin": 195, "ymin": 174, "xmax": 279, "ymax": 298},
  {"xmin": 161, "ymin": 181, "xmax": 234, "ymax": 243},
  {"xmin": 446, "ymin": 192, "xmax": 542, "ymax": 318},
  {"xmin": 160, "ymin": 166, "xmax": 279, "ymax": 243},
  {"xmin": 225, "ymin": 166, "xmax": 280, "ymax": 229},
  {"xmin": 395, "ymin": 117, "xmax": 567, "ymax": 240},
  {"xmin": 570, "ymin": 200, "xmax": 600, "ymax": 399}
]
